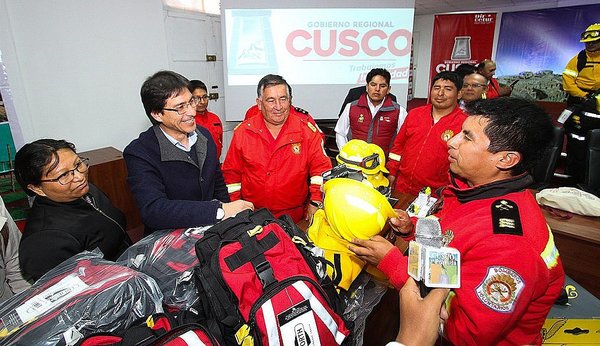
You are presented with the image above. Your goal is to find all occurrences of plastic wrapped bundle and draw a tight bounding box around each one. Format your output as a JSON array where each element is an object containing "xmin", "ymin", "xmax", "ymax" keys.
[
  {"xmin": 118, "ymin": 227, "xmax": 209, "ymax": 311},
  {"xmin": 0, "ymin": 251, "xmax": 163, "ymax": 346}
]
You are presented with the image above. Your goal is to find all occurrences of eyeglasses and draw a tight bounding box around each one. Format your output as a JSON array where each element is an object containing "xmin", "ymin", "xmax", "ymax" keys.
[
  {"xmin": 463, "ymin": 83, "xmax": 485, "ymax": 89},
  {"xmin": 581, "ymin": 30, "xmax": 600, "ymax": 40},
  {"xmin": 198, "ymin": 95, "xmax": 210, "ymax": 101},
  {"xmin": 163, "ymin": 96, "xmax": 200, "ymax": 115},
  {"xmin": 40, "ymin": 158, "xmax": 90, "ymax": 185}
]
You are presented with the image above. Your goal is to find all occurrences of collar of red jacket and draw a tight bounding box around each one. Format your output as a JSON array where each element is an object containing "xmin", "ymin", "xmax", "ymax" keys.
[{"xmin": 445, "ymin": 172, "xmax": 533, "ymax": 203}]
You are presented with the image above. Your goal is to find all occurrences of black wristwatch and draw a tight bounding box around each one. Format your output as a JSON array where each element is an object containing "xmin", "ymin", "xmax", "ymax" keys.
[{"xmin": 309, "ymin": 200, "xmax": 324, "ymax": 209}]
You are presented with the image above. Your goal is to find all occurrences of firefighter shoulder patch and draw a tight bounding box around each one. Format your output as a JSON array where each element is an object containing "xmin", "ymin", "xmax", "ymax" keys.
[
  {"xmin": 294, "ymin": 106, "xmax": 309, "ymax": 115},
  {"xmin": 476, "ymin": 266, "xmax": 524, "ymax": 313},
  {"xmin": 491, "ymin": 199, "xmax": 522, "ymax": 236}
]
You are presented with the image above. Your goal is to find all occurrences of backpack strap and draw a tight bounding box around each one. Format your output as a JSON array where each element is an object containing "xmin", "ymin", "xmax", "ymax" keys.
[
  {"xmin": 225, "ymin": 229, "xmax": 279, "ymax": 288},
  {"xmin": 577, "ymin": 49, "xmax": 587, "ymax": 73}
]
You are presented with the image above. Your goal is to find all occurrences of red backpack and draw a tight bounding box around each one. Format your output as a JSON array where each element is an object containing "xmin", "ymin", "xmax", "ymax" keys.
[
  {"xmin": 77, "ymin": 312, "xmax": 221, "ymax": 346},
  {"xmin": 194, "ymin": 209, "xmax": 351, "ymax": 346}
]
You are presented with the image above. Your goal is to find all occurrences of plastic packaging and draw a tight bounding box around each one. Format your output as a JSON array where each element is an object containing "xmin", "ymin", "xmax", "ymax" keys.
[
  {"xmin": 0, "ymin": 250, "xmax": 163, "ymax": 345},
  {"xmin": 118, "ymin": 227, "xmax": 209, "ymax": 311}
]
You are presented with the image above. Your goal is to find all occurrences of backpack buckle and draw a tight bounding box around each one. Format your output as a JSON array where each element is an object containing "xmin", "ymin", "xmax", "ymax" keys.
[
  {"xmin": 247, "ymin": 225, "xmax": 263, "ymax": 237},
  {"xmin": 255, "ymin": 261, "xmax": 276, "ymax": 288}
]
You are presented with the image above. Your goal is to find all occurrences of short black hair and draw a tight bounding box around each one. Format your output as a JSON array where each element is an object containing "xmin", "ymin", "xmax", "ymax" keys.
[
  {"xmin": 465, "ymin": 97, "xmax": 553, "ymax": 176},
  {"xmin": 455, "ymin": 64, "xmax": 477, "ymax": 79},
  {"xmin": 257, "ymin": 74, "xmax": 292, "ymax": 98},
  {"xmin": 432, "ymin": 71, "xmax": 463, "ymax": 90},
  {"xmin": 140, "ymin": 70, "xmax": 190, "ymax": 125},
  {"xmin": 15, "ymin": 139, "xmax": 77, "ymax": 196},
  {"xmin": 366, "ymin": 68, "xmax": 391, "ymax": 85},
  {"xmin": 189, "ymin": 80, "xmax": 207, "ymax": 93}
]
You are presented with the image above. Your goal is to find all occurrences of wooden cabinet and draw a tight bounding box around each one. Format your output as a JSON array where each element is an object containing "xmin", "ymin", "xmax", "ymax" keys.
[{"xmin": 79, "ymin": 147, "xmax": 142, "ymax": 236}]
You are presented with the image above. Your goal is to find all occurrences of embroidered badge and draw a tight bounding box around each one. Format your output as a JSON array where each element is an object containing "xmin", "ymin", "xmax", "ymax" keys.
[
  {"xmin": 476, "ymin": 266, "xmax": 524, "ymax": 313},
  {"xmin": 358, "ymin": 114, "xmax": 364, "ymax": 123},
  {"xmin": 491, "ymin": 199, "xmax": 522, "ymax": 235},
  {"xmin": 441, "ymin": 130, "xmax": 454, "ymax": 142},
  {"xmin": 292, "ymin": 143, "xmax": 301, "ymax": 155}
]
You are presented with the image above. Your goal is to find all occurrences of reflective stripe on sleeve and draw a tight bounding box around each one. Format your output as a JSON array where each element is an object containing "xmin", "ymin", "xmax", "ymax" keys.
[
  {"xmin": 562, "ymin": 68, "xmax": 578, "ymax": 77},
  {"xmin": 310, "ymin": 175, "xmax": 324, "ymax": 185},
  {"xmin": 388, "ymin": 152, "xmax": 401, "ymax": 162},
  {"xmin": 227, "ymin": 183, "xmax": 241, "ymax": 193}
]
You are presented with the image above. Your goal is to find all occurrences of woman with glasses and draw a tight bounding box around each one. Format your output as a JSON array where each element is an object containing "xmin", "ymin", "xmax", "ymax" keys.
[
  {"xmin": 189, "ymin": 80, "xmax": 223, "ymax": 160},
  {"xmin": 14, "ymin": 139, "xmax": 132, "ymax": 281}
]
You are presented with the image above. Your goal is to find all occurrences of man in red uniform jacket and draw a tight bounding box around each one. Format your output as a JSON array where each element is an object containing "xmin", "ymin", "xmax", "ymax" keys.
[
  {"xmin": 477, "ymin": 59, "xmax": 512, "ymax": 99},
  {"xmin": 350, "ymin": 97, "xmax": 565, "ymax": 345},
  {"xmin": 189, "ymin": 80, "xmax": 224, "ymax": 160},
  {"xmin": 387, "ymin": 71, "xmax": 467, "ymax": 196},
  {"xmin": 222, "ymin": 74, "xmax": 332, "ymax": 223},
  {"xmin": 335, "ymin": 68, "xmax": 407, "ymax": 157}
]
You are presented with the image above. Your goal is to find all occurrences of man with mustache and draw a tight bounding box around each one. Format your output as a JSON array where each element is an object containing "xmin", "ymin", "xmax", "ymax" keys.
[
  {"xmin": 222, "ymin": 74, "xmax": 331, "ymax": 223},
  {"xmin": 387, "ymin": 71, "xmax": 467, "ymax": 196}
]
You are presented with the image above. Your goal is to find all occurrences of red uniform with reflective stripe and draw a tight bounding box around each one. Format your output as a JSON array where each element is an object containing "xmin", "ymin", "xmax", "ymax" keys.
[
  {"xmin": 386, "ymin": 104, "xmax": 466, "ymax": 195},
  {"xmin": 378, "ymin": 174, "xmax": 565, "ymax": 345},
  {"xmin": 222, "ymin": 113, "xmax": 331, "ymax": 222},
  {"xmin": 348, "ymin": 93, "xmax": 402, "ymax": 155},
  {"xmin": 195, "ymin": 111, "xmax": 223, "ymax": 159}
]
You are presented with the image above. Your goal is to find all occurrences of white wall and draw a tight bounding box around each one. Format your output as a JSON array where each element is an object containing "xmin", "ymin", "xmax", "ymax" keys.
[
  {"xmin": 0, "ymin": 0, "xmax": 169, "ymax": 151},
  {"xmin": 1, "ymin": 0, "xmax": 598, "ymax": 152},
  {"xmin": 411, "ymin": 0, "xmax": 597, "ymax": 99}
]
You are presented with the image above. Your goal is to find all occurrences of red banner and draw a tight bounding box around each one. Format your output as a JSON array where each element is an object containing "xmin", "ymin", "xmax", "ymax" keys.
[{"xmin": 429, "ymin": 13, "xmax": 496, "ymax": 80}]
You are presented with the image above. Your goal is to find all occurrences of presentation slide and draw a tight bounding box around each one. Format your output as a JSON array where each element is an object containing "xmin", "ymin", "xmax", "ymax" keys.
[{"xmin": 221, "ymin": 0, "xmax": 415, "ymax": 121}]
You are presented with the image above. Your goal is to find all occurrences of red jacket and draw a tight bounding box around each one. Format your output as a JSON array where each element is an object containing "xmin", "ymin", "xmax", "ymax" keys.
[
  {"xmin": 378, "ymin": 174, "xmax": 565, "ymax": 345},
  {"xmin": 485, "ymin": 77, "xmax": 501, "ymax": 99},
  {"xmin": 387, "ymin": 104, "xmax": 467, "ymax": 195},
  {"xmin": 348, "ymin": 93, "xmax": 402, "ymax": 155},
  {"xmin": 222, "ymin": 113, "xmax": 332, "ymax": 222},
  {"xmin": 195, "ymin": 111, "xmax": 223, "ymax": 159}
]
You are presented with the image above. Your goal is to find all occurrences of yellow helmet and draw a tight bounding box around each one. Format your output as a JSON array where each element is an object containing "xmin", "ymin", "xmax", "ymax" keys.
[
  {"xmin": 323, "ymin": 178, "xmax": 396, "ymax": 241},
  {"xmin": 581, "ymin": 23, "xmax": 600, "ymax": 43},
  {"xmin": 336, "ymin": 140, "xmax": 389, "ymax": 175}
]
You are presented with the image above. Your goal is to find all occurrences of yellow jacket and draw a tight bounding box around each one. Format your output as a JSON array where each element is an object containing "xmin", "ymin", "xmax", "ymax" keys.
[{"xmin": 562, "ymin": 49, "xmax": 600, "ymax": 98}]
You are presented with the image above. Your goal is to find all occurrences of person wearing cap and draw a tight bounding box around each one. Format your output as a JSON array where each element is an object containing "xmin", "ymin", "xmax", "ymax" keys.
[
  {"xmin": 351, "ymin": 98, "xmax": 564, "ymax": 345},
  {"xmin": 335, "ymin": 68, "xmax": 408, "ymax": 157},
  {"xmin": 222, "ymin": 74, "xmax": 331, "ymax": 223},
  {"xmin": 0, "ymin": 196, "xmax": 30, "ymax": 300},
  {"xmin": 562, "ymin": 23, "xmax": 600, "ymax": 183}
]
